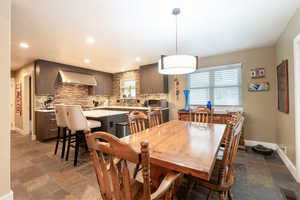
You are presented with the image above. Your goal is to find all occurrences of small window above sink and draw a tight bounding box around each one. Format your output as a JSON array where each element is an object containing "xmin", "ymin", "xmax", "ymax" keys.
[{"xmin": 120, "ymin": 79, "xmax": 136, "ymax": 99}]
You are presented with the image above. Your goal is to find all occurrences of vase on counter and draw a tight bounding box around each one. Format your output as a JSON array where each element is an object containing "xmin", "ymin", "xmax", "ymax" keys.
[{"xmin": 183, "ymin": 90, "xmax": 190, "ymax": 111}]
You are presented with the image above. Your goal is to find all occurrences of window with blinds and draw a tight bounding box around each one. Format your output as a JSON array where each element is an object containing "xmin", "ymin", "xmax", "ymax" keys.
[{"xmin": 188, "ymin": 64, "xmax": 242, "ymax": 106}]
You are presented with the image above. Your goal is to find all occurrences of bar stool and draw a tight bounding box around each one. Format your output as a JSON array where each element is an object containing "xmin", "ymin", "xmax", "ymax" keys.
[
  {"xmin": 54, "ymin": 104, "xmax": 69, "ymax": 158},
  {"xmin": 64, "ymin": 105, "xmax": 101, "ymax": 166}
]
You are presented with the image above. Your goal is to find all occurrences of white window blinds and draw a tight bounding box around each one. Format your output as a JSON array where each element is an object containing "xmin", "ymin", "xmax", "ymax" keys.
[{"xmin": 188, "ymin": 64, "xmax": 242, "ymax": 106}]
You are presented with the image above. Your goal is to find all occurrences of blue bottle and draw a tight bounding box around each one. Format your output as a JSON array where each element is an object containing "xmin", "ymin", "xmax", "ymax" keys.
[
  {"xmin": 183, "ymin": 90, "xmax": 190, "ymax": 111},
  {"xmin": 207, "ymin": 101, "xmax": 212, "ymax": 110}
]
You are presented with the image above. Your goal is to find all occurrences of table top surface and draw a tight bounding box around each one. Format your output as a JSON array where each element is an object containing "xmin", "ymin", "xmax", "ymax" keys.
[
  {"xmin": 83, "ymin": 109, "xmax": 129, "ymax": 118},
  {"xmin": 121, "ymin": 120, "xmax": 227, "ymax": 180}
]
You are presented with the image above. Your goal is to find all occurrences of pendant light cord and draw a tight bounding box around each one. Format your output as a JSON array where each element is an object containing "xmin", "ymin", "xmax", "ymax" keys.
[{"xmin": 175, "ymin": 12, "xmax": 178, "ymax": 54}]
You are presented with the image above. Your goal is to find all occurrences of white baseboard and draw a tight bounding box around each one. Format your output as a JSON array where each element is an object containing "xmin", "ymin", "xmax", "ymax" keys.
[
  {"xmin": 31, "ymin": 134, "xmax": 36, "ymax": 141},
  {"xmin": 14, "ymin": 127, "xmax": 25, "ymax": 135},
  {"xmin": 277, "ymin": 147, "xmax": 300, "ymax": 183},
  {"xmin": 0, "ymin": 191, "xmax": 13, "ymax": 200},
  {"xmin": 245, "ymin": 140, "xmax": 278, "ymax": 150},
  {"xmin": 245, "ymin": 140, "xmax": 300, "ymax": 183}
]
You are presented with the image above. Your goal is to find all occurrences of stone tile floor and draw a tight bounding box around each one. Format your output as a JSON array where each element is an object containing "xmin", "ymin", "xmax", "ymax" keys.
[{"xmin": 11, "ymin": 131, "xmax": 299, "ymax": 200}]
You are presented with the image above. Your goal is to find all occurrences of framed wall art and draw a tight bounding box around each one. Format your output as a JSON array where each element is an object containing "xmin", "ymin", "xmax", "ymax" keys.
[
  {"xmin": 277, "ymin": 60, "xmax": 289, "ymax": 113},
  {"xmin": 248, "ymin": 81, "xmax": 270, "ymax": 92},
  {"xmin": 16, "ymin": 82, "xmax": 22, "ymax": 115},
  {"xmin": 250, "ymin": 67, "xmax": 265, "ymax": 79}
]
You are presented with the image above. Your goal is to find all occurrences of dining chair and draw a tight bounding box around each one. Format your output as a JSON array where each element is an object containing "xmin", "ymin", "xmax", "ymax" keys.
[
  {"xmin": 186, "ymin": 117, "xmax": 244, "ymax": 200},
  {"xmin": 85, "ymin": 131, "xmax": 182, "ymax": 200},
  {"xmin": 54, "ymin": 104, "xmax": 69, "ymax": 159},
  {"xmin": 148, "ymin": 109, "xmax": 163, "ymax": 128},
  {"xmin": 225, "ymin": 112, "xmax": 245, "ymax": 150},
  {"xmin": 192, "ymin": 108, "xmax": 214, "ymax": 123},
  {"xmin": 128, "ymin": 111, "xmax": 148, "ymax": 134},
  {"xmin": 64, "ymin": 105, "xmax": 101, "ymax": 166}
]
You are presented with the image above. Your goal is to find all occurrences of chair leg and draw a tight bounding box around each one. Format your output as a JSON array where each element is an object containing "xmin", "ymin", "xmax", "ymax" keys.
[
  {"xmin": 61, "ymin": 128, "xmax": 67, "ymax": 159},
  {"xmin": 54, "ymin": 127, "xmax": 60, "ymax": 155},
  {"xmin": 207, "ymin": 190, "xmax": 213, "ymax": 200},
  {"xmin": 65, "ymin": 131, "xmax": 71, "ymax": 161},
  {"xmin": 133, "ymin": 163, "xmax": 140, "ymax": 179},
  {"xmin": 185, "ymin": 179, "xmax": 195, "ymax": 200},
  {"xmin": 83, "ymin": 131, "xmax": 89, "ymax": 152},
  {"xmin": 219, "ymin": 192, "xmax": 225, "ymax": 200},
  {"xmin": 228, "ymin": 188, "xmax": 233, "ymax": 200},
  {"xmin": 74, "ymin": 132, "xmax": 80, "ymax": 166}
]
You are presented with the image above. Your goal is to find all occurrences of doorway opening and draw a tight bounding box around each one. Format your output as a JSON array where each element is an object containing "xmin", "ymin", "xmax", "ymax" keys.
[
  {"xmin": 10, "ymin": 78, "xmax": 15, "ymax": 129},
  {"xmin": 23, "ymin": 74, "xmax": 32, "ymax": 135},
  {"xmin": 294, "ymin": 33, "xmax": 300, "ymax": 182}
]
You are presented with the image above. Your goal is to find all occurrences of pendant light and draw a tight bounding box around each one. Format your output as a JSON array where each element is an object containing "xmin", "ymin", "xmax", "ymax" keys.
[{"xmin": 158, "ymin": 8, "xmax": 198, "ymax": 75}]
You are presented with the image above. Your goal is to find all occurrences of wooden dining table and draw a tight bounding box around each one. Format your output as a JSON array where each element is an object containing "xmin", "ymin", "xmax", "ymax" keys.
[{"xmin": 121, "ymin": 120, "xmax": 227, "ymax": 181}]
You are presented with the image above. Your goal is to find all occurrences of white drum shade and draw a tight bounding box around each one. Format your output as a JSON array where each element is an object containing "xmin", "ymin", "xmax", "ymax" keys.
[{"xmin": 158, "ymin": 55, "xmax": 197, "ymax": 75}]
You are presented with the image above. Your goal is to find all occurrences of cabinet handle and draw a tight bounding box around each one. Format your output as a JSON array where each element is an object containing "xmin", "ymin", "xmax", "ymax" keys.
[{"xmin": 49, "ymin": 128, "xmax": 57, "ymax": 132}]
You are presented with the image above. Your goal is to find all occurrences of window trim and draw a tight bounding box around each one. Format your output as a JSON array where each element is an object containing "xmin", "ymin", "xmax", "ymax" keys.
[
  {"xmin": 120, "ymin": 79, "xmax": 137, "ymax": 99},
  {"xmin": 187, "ymin": 63, "xmax": 243, "ymax": 107}
]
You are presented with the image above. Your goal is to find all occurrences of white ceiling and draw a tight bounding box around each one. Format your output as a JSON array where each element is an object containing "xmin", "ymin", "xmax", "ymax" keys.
[{"xmin": 12, "ymin": 0, "xmax": 300, "ymax": 73}]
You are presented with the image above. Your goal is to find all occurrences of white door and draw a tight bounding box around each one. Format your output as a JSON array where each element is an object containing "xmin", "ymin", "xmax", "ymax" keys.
[{"xmin": 10, "ymin": 78, "xmax": 15, "ymax": 129}]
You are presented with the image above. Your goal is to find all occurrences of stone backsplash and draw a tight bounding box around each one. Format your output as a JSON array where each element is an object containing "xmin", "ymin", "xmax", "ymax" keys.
[
  {"xmin": 35, "ymin": 82, "xmax": 109, "ymax": 109},
  {"xmin": 110, "ymin": 70, "xmax": 168, "ymax": 106}
]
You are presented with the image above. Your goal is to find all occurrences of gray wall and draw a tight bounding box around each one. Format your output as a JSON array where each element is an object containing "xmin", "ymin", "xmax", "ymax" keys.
[
  {"xmin": 275, "ymin": 7, "xmax": 300, "ymax": 164},
  {"xmin": 168, "ymin": 46, "xmax": 277, "ymax": 143}
]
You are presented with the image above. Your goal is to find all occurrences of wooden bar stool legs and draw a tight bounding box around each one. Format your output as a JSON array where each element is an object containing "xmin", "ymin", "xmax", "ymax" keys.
[
  {"xmin": 74, "ymin": 132, "xmax": 79, "ymax": 166},
  {"xmin": 54, "ymin": 127, "xmax": 61, "ymax": 156},
  {"xmin": 61, "ymin": 127, "xmax": 67, "ymax": 159},
  {"xmin": 65, "ymin": 130, "xmax": 84, "ymax": 166},
  {"xmin": 54, "ymin": 127, "xmax": 68, "ymax": 159},
  {"xmin": 65, "ymin": 131, "xmax": 72, "ymax": 162}
]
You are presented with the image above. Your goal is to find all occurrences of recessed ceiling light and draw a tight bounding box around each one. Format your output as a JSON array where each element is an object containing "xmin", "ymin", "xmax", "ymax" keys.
[
  {"xmin": 135, "ymin": 57, "xmax": 141, "ymax": 62},
  {"xmin": 121, "ymin": 67, "xmax": 127, "ymax": 72},
  {"xmin": 19, "ymin": 42, "xmax": 29, "ymax": 49},
  {"xmin": 86, "ymin": 36, "xmax": 95, "ymax": 44},
  {"xmin": 84, "ymin": 59, "xmax": 91, "ymax": 64}
]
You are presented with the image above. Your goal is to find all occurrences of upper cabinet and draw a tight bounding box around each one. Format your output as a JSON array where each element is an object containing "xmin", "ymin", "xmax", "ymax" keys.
[
  {"xmin": 35, "ymin": 60, "xmax": 59, "ymax": 95},
  {"xmin": 140, "ymin": 63, "xmax": 168, "ymax": 94},
  {"xmin": 92, "ymin": 71, "xmax": 113, "ymax": 96},
  {"xmin": 35, "ymin": 60, "xmax": 113, "ymax": 96}
]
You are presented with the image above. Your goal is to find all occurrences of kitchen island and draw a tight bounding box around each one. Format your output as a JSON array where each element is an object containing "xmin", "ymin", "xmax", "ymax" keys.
[
  {"xmin": 83, "ymin": 110, "xmax": 129, "ymax": 137},
  {"xmin": 83, "ymin": 109, "xmax": 128, "ymax": 118},
  {"xmin": 96, "ymin": 106, "xmax": 169, "ymax": 122},
  {"xmin": 35, "ymin": 109, "xmax": 129, "ymax": 141}
]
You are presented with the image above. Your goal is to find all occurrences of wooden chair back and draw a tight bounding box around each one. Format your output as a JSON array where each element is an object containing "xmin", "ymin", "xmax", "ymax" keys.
[
  {"xmin": 85, "ymin": 131, "xmax": 151, "ymax": 200},
  {"xmin": 128, "ymin": 111, "xmax": 148, "ymax": 134},
  {"xmin": 218, "ymin": 117, "xmax": 244, "ymax": 185},
  {"xmin": 148, "ymin": 109, "xmax": 163, "ymax": 128},
  {"xmin": 228, "ymin": 117, "xmax": 244, "ymax": 172},
  {"xmin": 192, "ymin": 108, "xmax": 214, "ymax": 123},
  {"xmin": 228, "ymin": 112, "xmax": 242, "ymax": 123}
]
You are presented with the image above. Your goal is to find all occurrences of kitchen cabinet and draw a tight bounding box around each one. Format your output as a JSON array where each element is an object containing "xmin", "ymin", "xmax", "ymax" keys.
[
  {"xmin": 35, "ymin": 60, "xmax": 60, "ymax": 95},
  {"xmin": 35, "ymin": 111, "xmax": 57, "ymax": 141},
  {"xmin": 140, "ymin": 63, "xmax": 168, "ymax": 94},
  {"xmin": 90, "ymin": 71, "xmax": 113, "ymax": 96},
  {"xmin": 35, "ymin": 60, "xmax": 113, "ymax": 96}
]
